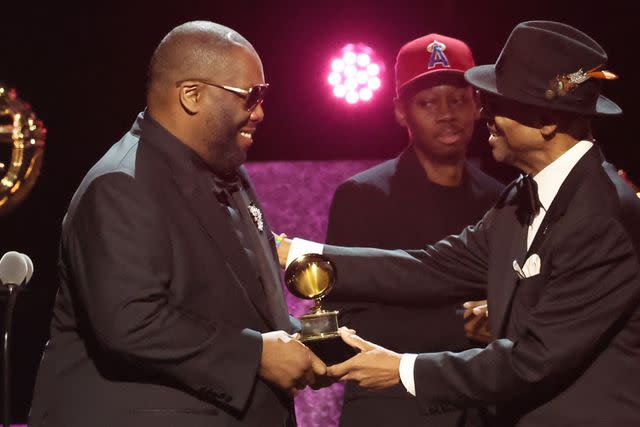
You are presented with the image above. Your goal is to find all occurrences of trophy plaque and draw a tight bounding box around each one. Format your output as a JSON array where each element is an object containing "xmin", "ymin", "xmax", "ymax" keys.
[{"xmin": 285, "ymin": 253, "xmax": 357, "ymax": 365}]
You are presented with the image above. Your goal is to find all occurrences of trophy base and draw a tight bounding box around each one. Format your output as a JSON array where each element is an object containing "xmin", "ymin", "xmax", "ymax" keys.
[
  {"xmin": 298, "ymin": 310, "xmax": 357, "ymax": 364},
  {"xmin": 301, "ymin": 334, "xmax": 358, "ymax": 365}
]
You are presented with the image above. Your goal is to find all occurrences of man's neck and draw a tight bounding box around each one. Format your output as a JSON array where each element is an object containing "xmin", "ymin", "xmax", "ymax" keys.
[
  {"xmin": 412, "ymin": 145, "xmax": 465, "ymax": 187},
  {"xmin": 147, "ymin": 106, "xmax": 218, "ymax": 171},
  {"xmin": 517, "ymin": 134, "xmax": 582, "ymax": 176},
  {"xmin": 147, "ymin": 107, "xmax": 188, "ymax": 146}
]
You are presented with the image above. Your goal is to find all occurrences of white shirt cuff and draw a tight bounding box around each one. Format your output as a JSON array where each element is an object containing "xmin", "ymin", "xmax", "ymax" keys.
[
  {"xmin": 286, "ymin": 237, "xmax": 324, "ymax": 267},
  {"xmin": 399, "ymin": 353, "xmax": 418, "ymax": 396}
]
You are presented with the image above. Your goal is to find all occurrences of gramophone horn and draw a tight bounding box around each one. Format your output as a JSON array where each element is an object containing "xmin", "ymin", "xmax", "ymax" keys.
[{"xmin": 284, "ymin": 253, "xmax": 337, "ymax": 302}]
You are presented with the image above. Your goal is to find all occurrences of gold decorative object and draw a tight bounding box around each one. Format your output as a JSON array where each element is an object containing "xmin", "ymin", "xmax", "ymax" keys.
[{"xmin": 0, "ymin": 84, "xmax": 46, "ymax": 214}]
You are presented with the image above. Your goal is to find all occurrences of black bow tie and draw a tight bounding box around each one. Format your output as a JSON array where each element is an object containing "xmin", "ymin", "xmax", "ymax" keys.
[
  {"xmin": 515, "ymin": 174, "xmax": 542, "ymax": 225},
  {"xmin": 211, "ymin": 173, "xmax": 241, "ymax": 205},
  {"xmin": 213, "ymin": 176, "xmax": 240, "ymax": 192}
]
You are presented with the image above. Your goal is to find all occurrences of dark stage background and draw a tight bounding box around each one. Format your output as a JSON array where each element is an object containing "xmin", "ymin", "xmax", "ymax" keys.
[{"xmin": 1, "ymin": 1, "xmax": 638, "ymax": 423}]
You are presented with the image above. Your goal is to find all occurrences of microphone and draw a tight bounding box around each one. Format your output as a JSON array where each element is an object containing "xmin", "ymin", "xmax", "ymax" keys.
[
  {"xmin": 1, "ymin": 251, "xmax": 33, "ymax": 427},
  {"xmin": 0, "ymin": 251, "xmax": 29, "ymax": 286},
  {"xmin": 22, "ymin": 252, "xmax": 34, "ymax": 284}
]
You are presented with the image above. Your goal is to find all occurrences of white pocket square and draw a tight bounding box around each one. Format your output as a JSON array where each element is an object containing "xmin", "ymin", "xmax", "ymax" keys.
[{"xmin": 513, "ymin": 254, "xmax": 541, "ymax": 279}]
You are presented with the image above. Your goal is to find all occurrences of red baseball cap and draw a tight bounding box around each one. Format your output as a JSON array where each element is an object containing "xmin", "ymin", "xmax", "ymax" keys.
[{"xmin": 395, "ymin": 33, "xmax": 475, "ymax": 95}]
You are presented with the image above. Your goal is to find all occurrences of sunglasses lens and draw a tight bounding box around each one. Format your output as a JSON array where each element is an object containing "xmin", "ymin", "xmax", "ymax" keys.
[{"xmin": 246, "ymin": 85, "xmax": 268, "ymax": 110}]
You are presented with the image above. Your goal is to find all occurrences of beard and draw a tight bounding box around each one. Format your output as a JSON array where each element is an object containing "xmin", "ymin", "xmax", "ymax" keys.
[
  {"xmin": 202, "ymin": 108, "xmax": 247, "ymax": 177},
  {"xmin": 413, "ymin": 139, "xmax": 468, "ymax": 165}
]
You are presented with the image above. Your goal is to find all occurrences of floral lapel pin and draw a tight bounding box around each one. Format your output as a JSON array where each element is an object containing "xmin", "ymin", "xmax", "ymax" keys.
[{"xmin": 248, "ymin": 203, "xmax": 264, "ymax": 232}]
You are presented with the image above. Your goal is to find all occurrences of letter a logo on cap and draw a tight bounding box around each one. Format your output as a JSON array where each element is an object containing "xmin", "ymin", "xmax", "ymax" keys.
[{"xmin": 427, "ymin": 40, "xmax": 450, "ymax": 69}]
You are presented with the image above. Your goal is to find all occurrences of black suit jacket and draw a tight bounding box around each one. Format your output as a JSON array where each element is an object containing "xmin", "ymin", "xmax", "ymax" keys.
[
  {"xmin": 29, "ymin": 113, "xmax": 295, "ymax": 427},
  {"xmin": 326, "ymin": 146, "xmax": 640, "ymax": 426},
  {"xmin": 324, "ymin": 148, "xmax": 503, "ymax": 426}
]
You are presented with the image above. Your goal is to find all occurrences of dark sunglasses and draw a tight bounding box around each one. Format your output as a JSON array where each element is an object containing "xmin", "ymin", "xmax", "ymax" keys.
[
  {"xmin": 176, "ymin": 80, "xmax": 269, "ymax": 111},
  {"xmin": 480, "ymin": 92, "xmax": 544, "ymax": 125}
]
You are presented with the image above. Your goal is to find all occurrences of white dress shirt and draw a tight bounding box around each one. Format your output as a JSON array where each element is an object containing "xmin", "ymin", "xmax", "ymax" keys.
[
  {"xmin": 289, "ymin": 139, "xmax": 595, "ymax": 397},
  {"xmin": 526, "ymin": 140, "xmax": 593, "ymax": 250}
]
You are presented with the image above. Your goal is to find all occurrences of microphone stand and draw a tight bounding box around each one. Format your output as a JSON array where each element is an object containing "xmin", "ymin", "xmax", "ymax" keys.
[{"xmin": 2, "ymin": 284, "xmax": 19, "ymax": 427}]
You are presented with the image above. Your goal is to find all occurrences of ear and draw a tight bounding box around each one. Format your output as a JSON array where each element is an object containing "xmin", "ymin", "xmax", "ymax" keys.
[
  {"xmin": 471, "ymin": 89, "xmax": 482, "ymax": 120},
  {"xmin": 539, "ymin": 112, "xmax": 558, "ymax": 140},
  {"xmin": 540, "ymin": 123, "xmax": 558, "ymax": 139},
  {"xmin": 394, "ymin": 97, "xmax": 407, "ymax": 128},
  {"xmin": 178, "ymin": 83, "xmax": 202, "ymax": 115}
]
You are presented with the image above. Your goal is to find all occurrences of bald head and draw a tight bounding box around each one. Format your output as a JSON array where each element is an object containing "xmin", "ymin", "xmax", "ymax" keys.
[
  {"xmin": 144, "ymin": 21, "xmax": 266, "ymax": 175},
  {"xmin": 147, "ymin": 21, "xmax": 255, "ymax": 100}
]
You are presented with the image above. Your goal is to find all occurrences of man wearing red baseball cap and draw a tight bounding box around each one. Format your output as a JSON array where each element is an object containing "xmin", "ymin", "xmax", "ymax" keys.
[{"xmin": 323, "ymin": 33, "xmax": 503, "ymax": 426}]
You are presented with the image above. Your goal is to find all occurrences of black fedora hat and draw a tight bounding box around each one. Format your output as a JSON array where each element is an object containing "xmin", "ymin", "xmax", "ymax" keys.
[{"xmin": 465, "ymin": 21, "xmax": 621, "ymax": 116}]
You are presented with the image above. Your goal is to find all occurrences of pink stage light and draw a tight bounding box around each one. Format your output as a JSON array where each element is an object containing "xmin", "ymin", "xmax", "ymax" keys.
[
  {"xmin": 327, "ymin": 72, "xmax": 342, "ymax": 86},
  {"xmin": 359, "ymin": 87, "xmax": 373, "ymax": 101},
  {"xmin": 344, "ymin": 77, "xmax": 358, "ymax": 90},
  {"xmin": 327, "ymin": 43, "xmax": 384, "ymax": 105},
  {"xmin": 333, "ymin": 85, "xmax": 347, "ymax": 98},
  {"xmin": 344, "ymin": 64, "xmax": 357, "ymax": 77},
  {"xmin": 356, "ymin": 71, "xmax": 369, "ymax": 84},
  {"xmin": 345, "ymin": 91, "xmax": 359, "ymax": 104},
  {"xmin": 356, "ymin": 53, "xmax": 370, "ymax": 66},
  {"xmin": 366, "ymin": 63, "xmax": 380, "ymax": 76},
  {"xmin": 343, "ymin": 51, "xmax": 357, "ymax": 64},
  {"xmin": 331, "ymin": 59, "xmax": 345, "ymax": 72},
  {"xmin": 368, "ymin": 76, "xmax": 381, "ymax": 90}
]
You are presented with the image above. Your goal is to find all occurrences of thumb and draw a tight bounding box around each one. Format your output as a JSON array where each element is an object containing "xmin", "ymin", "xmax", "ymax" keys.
[
  {"xmin": 308, "ymin": 349, "xmax": 327, "ymax": 375},
  {"xmin": 326, "ymin": 357, "xmax": 354, "ymax": 378},
  {"xmin": 463, "ymin": 299, "xmax": 487, "ymax": 309},
  {"xmin": 339, "ymin": 328, "xmax": 374, "ymax": 352},
  {"xmin": 472, "ymin": 304, "xmax": 489, "ymax": 316}
]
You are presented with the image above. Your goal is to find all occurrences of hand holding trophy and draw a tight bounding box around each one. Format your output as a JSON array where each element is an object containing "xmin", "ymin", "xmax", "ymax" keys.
[{"xmin": 285, "ymin": 253, "xmax": 357, "ymax": 365}]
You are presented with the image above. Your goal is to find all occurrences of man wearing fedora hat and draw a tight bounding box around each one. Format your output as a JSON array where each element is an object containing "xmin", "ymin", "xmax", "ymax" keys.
[
  {"xmin": 280, "ymin": 20, "xmax": 640, "ymax": 425},
  {"xmin": 323, "ymin": 33, "xmax": 503, "ymax": 426}
]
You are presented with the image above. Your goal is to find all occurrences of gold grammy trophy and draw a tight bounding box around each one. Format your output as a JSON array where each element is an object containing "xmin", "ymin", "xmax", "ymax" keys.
[{"xmin": 285, "ymin": 253, "xmax": 356, "ymax": 364}]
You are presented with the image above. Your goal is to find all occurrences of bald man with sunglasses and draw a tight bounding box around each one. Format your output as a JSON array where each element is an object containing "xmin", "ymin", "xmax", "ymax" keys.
[{"xmin": 28, "ymin": 21, "xmax": 325, "ymax": 427}]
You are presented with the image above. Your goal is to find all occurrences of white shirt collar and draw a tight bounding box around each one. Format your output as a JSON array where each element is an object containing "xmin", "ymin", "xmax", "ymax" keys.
[{"xmin": 533, "ymin": 140, "xmax": 594, "ymax": 212}]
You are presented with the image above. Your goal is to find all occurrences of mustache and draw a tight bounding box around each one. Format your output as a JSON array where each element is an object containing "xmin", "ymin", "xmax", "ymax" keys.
[{"xmin": 435, "ymin": 124, "xmax": 463, "ymax": 137}]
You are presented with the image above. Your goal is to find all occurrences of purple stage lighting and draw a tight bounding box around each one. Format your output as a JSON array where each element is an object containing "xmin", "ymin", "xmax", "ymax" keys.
[{"xmin": 328, "ymin": 43, "xmax": 384, "ymax": 105}]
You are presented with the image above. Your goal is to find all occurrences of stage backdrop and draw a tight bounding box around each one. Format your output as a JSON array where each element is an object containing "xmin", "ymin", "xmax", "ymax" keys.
[{"xmin": 246, "ymin": 159, "xmax": 378, "ymax": 427}]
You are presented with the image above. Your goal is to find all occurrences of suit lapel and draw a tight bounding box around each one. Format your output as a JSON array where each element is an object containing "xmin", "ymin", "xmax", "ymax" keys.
[
  {"xmin": 238, "ymin": 168, "xmax": 279, "ymax": 264},
  {"xmin": 137, "ymin": 112, "xmax": 277, "ymax": 328},
  {"xmin": 527, "ymin": 146, "xmax": 603, "ymax": 256},
  {"xmin": 172, "ymin": 170, "xmax": 276, "ymax": 329},
  {"xmin": 494, "ymin": 146, "xmax": 604, "ymax": 335}
]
